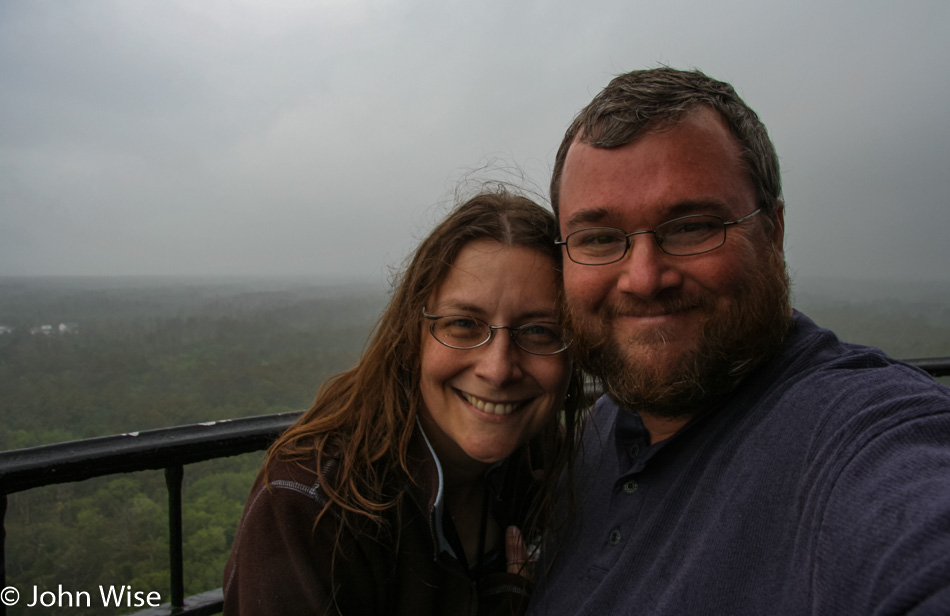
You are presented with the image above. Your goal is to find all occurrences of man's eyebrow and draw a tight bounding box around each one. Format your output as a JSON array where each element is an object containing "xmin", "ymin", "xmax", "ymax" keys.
[
  {"xmin": 564, "ymin": 207, "xmax": 612, "ymax": 229},
  {"xmin": 664, "ymin": 199, "xmax": 731, "ymax": 218},
  {"xmin": 565, "ymin": 200, "xmax": 733, "ymax": 231}
]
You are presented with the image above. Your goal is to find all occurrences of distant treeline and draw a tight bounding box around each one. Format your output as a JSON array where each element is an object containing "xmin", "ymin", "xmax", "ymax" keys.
[
  {"xmin": 1, "ymin": 278, "xmax": 387, "ymax": 447},
  {"xmin": 793, "ymin": 276, "xmax": 950, "ymax": 361}
]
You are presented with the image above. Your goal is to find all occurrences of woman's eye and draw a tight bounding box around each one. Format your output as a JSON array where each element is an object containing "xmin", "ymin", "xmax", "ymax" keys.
[
  {"xmin": 438, "ymin": 317, "xmax": 485, "ymax": 341},
  {"xmin": 446, "ymin": 317, "xmax": 479, "ymax": 330},
  {"xmin": 518, "ymin": 323, "xmax": 561, "ymax": 340},
  {"xmin": 522, "ymin": 324, "xmax": 552, "ymax": 335}
]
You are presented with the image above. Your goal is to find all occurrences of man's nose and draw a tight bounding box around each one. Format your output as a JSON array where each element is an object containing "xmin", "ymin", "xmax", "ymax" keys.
[
  {"xmin": 473, "ymin": 329, "xmax": 524, "ymax": 385},
  {"xmin": 615, "ymin": 235, "xmax": 682, "ymax": 299}
]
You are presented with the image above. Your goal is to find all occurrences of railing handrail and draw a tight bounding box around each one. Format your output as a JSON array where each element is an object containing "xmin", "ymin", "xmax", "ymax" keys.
[
  {"xmin": 0, "ymin": 411, "xmax": 303, "ymax": 495},
  {"xmin": 901, "ymin": 356, "xmax": 950, "ymax": 377}
]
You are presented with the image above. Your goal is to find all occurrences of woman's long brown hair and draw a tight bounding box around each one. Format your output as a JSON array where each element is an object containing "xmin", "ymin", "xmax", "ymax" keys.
[{"xmin": 264, "ymin": 189, "xmax": 585, "ymax": 552}]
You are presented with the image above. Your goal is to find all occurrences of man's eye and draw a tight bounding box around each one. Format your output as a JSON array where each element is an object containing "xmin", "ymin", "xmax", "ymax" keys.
[
  {"xmin": 666, "ymin": 220, "xmax": 719, "ymax": 236},
  {"xmin": 574, "ymin": 230, "xmax": 624, "ymax": 246}
]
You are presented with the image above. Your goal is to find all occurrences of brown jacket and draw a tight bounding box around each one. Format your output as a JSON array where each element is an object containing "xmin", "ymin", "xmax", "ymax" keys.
[{"xmin": 223, "ymin": 427, "xmax": 536, "ymax": 615}]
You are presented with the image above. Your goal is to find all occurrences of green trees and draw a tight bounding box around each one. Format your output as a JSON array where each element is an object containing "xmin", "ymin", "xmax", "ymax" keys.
[{"xmin": 1, "ymin": 278, "xmax": 385, "ymax": 614}]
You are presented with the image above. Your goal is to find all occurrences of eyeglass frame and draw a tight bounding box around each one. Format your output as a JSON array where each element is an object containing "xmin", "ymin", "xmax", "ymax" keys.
[
  {"xmin": 422, "ymin": 308, "xmax": 570, "ymax": 356},
  {"xmin": 555, "ymin": 208, "xmax": 762, "ymax": 266}
]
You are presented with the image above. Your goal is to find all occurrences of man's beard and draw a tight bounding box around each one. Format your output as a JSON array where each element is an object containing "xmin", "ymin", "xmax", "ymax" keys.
[{"xmin": 566, "ymin": 246, "xmax": 791, "ymax": 420}]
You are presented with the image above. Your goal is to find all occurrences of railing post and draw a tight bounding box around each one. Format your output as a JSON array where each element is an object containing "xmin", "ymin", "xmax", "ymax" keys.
[{"xmin": 165, "ymin": 465, "xmax": 185, "ymax": 611}]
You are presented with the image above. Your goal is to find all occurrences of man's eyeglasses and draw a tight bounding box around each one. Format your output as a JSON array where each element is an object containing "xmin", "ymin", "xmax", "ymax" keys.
[
  {"xmin": 423, "ymin": 309, "xmax": 569, "ymax": 356},
  {"xmin": 555, "ymin": 209, "xmax": 762, "ymax": 266}
]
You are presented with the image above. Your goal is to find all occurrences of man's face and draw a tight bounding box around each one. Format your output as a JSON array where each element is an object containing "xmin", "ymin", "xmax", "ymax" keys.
[{"xmin": 558, "ymin": 107, "xmax": 789, "ymax": 416}]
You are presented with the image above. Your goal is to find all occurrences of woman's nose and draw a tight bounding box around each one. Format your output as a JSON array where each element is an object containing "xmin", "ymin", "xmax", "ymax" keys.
[{"xmin": 473, "ymin": 329, "xmax": 524, "ymax": 385}]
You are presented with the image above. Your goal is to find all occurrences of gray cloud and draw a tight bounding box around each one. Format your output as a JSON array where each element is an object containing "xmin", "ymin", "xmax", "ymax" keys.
[{"xmin": 2, "ymin": 0, "xmax": 948, "ymax": 287}]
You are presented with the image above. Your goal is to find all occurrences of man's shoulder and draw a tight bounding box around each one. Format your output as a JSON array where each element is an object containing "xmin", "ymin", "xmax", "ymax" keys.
[
  {"xmin": 744, "ymin": 311, "xmax": 950, "ymax": 455},
  {"xmin": 779, "ymin": 311, "xmax": 949, "ymax": 405}
]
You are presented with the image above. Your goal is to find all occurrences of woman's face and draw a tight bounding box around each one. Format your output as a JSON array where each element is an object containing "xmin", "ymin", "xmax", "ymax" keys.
[{"xmin": 419, "ymin": 239, "xmax": 571, "ymax": 474}]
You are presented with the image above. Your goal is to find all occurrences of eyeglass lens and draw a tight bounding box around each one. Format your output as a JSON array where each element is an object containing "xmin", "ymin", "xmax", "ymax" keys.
[
  {"xmin": 566, "ymin": 215, "xmax": 726, "ymax": 264},
  {"xmin": 430, "ymin": 316, "xmax": 566, "ymax": 355}
]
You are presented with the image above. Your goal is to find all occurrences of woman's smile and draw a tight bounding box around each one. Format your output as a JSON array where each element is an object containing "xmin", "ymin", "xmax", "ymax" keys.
[{"xmin": 459, "ymin": 389, "xmax": 528, "ymax": 416}]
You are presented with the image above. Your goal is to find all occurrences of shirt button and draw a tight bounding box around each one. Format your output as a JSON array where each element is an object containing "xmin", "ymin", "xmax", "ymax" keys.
[
  {"xmin": 629, "ymin": 444, "xmax": 641, "ymax": 458},
  {"xmin": 623, "ymin": 480, "xmax": 638, "ymax": 494},
  {"xmin": 609, "ymin": 530, "xmax": 621, "ymax": 545}
]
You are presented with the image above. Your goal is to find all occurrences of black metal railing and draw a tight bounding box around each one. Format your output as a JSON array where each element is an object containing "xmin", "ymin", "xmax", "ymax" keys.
[
  {"xmin": 1, "ymin": 357, "xmax": 949, "ymax": 615},
  {"xmin": 903, "ymin": 357, "xmax": 950, "ymax": 378},
  {"xmin": 0, "ymin": 412, "xmax": 304, "ymax": 616}
]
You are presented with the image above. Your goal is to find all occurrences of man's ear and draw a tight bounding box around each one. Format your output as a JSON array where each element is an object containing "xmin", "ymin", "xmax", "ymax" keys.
[{"xmin": 769, "ymin": 200, "xmax": 786, "ymax": 256}]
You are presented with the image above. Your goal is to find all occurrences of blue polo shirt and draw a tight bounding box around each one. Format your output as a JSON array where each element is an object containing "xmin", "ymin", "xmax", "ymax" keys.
[{"xmin": 529, "ymin": 312, "xmax": 950, "ymax": 615}]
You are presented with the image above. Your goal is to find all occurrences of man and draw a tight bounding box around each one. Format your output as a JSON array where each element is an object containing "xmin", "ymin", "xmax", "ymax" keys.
[{"xmin": 528, "ymin": 68, "xmax": 950, "ymax": 615}]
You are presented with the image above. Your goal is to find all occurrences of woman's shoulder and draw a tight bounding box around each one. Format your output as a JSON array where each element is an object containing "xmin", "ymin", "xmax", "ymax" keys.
[
  {"xmin": 225, "ymin": 452, "xmax": 369, "ymax": 614},
  {"xmin": 229, "ymin": 447, "xmax": 339, "ymax": 533},
  {"xmin": 258, "ymin": 455, "xmax": 339, "ymax": 505}
]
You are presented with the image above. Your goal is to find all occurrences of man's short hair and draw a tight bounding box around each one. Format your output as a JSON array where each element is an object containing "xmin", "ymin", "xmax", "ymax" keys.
[{"xmin": 551, "ymin": 67, "xmax": 782, "ymax": 224}]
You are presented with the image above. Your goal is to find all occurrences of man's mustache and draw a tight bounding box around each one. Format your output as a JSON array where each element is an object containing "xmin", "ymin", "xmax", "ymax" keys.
[{"xmin": 601, "ymin": 293, "xmax": 715, "ymax": 320}]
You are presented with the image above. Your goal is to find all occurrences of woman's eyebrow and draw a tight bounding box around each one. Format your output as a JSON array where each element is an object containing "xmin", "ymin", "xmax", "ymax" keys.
[
  {"xmin": 431, "ymin": 302, "xmax": 558, "ymax": 322},
  {"xmin": 429, "ymin": 301, "xmax": 483, "ymax": 315},
  {"xmin": 518, "ymin": 307, "xmax": 559, "ymax": 321}
]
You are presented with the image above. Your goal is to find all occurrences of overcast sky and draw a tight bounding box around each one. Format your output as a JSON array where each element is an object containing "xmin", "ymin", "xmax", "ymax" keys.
[{"xmin": 2, "ymin": 0, "xmax": 948, "ymax": 290}]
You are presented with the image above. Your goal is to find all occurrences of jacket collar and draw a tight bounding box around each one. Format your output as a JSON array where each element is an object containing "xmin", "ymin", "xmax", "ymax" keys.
[
  {"xmin": 410, "ymin": 421, "xmax": 455, "ymax": 557},
  {"xmin": 408, "ymin": 420, "xmax": 513, "ymax": 561}
]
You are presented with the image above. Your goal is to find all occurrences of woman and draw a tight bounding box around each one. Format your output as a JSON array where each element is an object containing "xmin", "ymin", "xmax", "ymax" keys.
[{"xmin": 223, "ymin": 191, "xmax": 583, "ymax": 615}]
